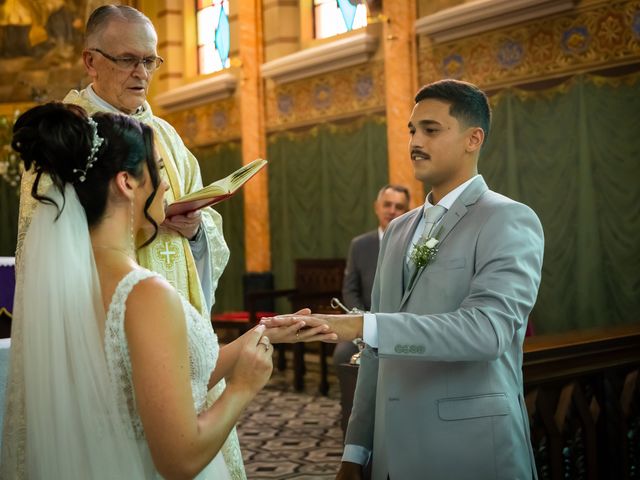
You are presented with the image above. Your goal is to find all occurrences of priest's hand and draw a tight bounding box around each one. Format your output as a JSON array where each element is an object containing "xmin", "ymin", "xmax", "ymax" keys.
[
  {"xmin": 163, "ymin": 210, "xmax": 201, "ymax": 240},
  {"xmin": 335, "ymin": 461, "xmax": 363, "ymax": 480}
]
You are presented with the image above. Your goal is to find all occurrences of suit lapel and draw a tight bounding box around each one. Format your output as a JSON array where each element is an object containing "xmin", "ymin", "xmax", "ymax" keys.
[
  {"xmin": 399, "ymin": 176, "xmax": 489, "ymax": 309},
  {"xmin": 387, "ymin": 209, "xmax": 422, "ymax": 309},
  {"xmin": 400, "ymin": 208, "xmax": 424, "ymax": 265}
]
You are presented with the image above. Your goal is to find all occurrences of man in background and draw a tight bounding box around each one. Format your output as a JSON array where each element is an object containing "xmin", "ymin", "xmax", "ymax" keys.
[{"xmin": 342, "ymin": 184, "xmax": 411, "ymax": 312}]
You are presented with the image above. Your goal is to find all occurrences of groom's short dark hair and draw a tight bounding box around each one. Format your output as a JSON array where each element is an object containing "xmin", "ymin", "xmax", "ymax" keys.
[{"xmin": 415, "ymin": 79, "xmax": 491, "ymax": 142}]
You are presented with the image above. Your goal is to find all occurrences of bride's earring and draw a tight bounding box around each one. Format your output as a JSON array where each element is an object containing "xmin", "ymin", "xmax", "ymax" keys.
[{"xmin": 129, "ymin": 197, "xmax": 136, "ymax": 255}]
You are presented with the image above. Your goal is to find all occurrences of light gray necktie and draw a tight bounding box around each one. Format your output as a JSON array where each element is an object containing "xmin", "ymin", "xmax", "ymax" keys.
[
  {"xmin": 421, "ymin": 204, "xmax": 447, "ymax": 240},
  {"xmin": 403, "ymin": 205, "xmax": 447, "ymax": 290}
]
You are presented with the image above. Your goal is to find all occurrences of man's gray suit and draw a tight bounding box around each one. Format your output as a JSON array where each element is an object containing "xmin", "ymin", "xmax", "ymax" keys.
[
  {"xmin": 345, "ymin": 176, "xmax": 544, "ymax": 480},
  {"xmin": 343, "ymin": 230, "xmax": 380, "ymax": 311},
  {"xmin": 334, "ymin": 230, "xmax": 380, "ymax": 402}
]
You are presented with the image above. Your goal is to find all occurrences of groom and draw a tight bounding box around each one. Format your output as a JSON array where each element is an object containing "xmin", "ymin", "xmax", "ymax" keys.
[{"xmin": 266, "ymin": 79, "xmax": 544, "ymax": 479}]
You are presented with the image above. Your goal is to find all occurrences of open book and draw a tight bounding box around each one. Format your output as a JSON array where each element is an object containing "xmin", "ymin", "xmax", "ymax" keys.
[{"xmin": 165, "ymin": 158, "xmax": 267, "ymax": 217}]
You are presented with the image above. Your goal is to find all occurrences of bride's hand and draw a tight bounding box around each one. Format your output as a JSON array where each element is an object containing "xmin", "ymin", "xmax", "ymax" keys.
[{"xmin": 227, "ymin": 325, "xmax": 273, "ymax": 396}]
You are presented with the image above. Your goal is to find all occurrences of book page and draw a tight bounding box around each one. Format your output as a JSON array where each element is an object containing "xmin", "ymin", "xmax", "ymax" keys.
[{"xmin": 166, "ymin": 158, "xmax": 267, "ymax": 216}]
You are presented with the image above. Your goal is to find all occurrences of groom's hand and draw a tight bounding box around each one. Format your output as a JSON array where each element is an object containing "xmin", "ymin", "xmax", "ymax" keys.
[
  {"xmin": 320, "ymin": 314, "xmax": 363, "ymax": 342},
  {"xmin": 336, "ymin": 461, "xmax": 363, "ymax": 480},
  {"xmin": 260, "ymin": 310, "xmax": 326, "ymax": 330},
  {"xmin": 262, "ymin": 313, "xmax": 363, "ymax": 343},
  {"xmin": 259, "ymin": 309, "xmax": 338, "ymax": 343}
]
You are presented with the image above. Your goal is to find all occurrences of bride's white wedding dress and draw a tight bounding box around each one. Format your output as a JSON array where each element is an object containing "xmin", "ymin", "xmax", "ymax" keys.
[
  {"xmin": 104, "ymin": 268, "xmax": 231, "ymax": 479},
  {"xmin": 1, "ymin": 184, "xmax": 237, "ymax": 479}
]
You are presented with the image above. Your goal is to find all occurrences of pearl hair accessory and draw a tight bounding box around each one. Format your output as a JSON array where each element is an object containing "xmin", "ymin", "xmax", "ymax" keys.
[{"xmin": 73, "ymin": 117, "xmax": 104, "ymax": 182}]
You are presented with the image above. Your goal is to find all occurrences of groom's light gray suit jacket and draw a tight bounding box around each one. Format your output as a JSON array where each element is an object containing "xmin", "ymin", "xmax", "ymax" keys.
[{"xmin": 345, "ymin": 176, "xmax": 544, "ymax": 480}]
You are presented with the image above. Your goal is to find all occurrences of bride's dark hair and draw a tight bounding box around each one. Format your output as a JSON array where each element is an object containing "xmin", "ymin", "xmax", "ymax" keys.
[{"xmin": 12, "ymin": 102, "xmax": 161, "ymax": 246}]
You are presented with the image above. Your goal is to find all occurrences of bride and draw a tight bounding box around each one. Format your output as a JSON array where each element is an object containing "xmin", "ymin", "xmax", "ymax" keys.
[{"xmin": 3, "ymin": 102, "xmax": 335, "ymax": 479}]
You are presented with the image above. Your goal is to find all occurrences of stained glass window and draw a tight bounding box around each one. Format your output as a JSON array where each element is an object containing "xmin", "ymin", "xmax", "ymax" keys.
[
  {"xmin": 196, "ymin": 0, "xmax": 231, "ymax": 74},
  {"xmin": 314, "ymin": 0, "xmax": 367, "ymax": 39}
]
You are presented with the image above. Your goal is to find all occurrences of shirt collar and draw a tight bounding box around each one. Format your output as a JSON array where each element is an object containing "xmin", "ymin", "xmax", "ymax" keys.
[
  {"xmin": 86, "ymin": 84, "xmax": 146, "ymax": 115},
  {"xmin": 425, "ymin": 175, "xmax": 479, "ymax": 210}
]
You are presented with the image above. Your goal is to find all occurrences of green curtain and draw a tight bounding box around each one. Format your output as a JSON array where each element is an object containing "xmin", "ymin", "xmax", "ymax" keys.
[
  {"xmin": 268, "ymin": 116, "xmax": 389, "ymax": 302},
  {"xmin": 0, "ymin": 182, "xmax": 19, "ymax": 256},
  {"xmin": 480, "ymin": 75, "xmax": 640, "ymax": 333},
  {"xmin": 193, "ymin": 141, "xmax": 245, "ymax": 314}
]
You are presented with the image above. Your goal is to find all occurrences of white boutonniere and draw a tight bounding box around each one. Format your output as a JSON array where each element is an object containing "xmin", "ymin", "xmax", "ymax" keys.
[{"xmin": 410, "ymin": 235, "xmax": 440, "ymax": 269}]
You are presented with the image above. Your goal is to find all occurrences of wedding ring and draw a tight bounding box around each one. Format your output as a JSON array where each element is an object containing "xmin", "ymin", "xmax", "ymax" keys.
[{"xmin": 296, "ymin": 330, "xmax": 300, "ymax": 340}]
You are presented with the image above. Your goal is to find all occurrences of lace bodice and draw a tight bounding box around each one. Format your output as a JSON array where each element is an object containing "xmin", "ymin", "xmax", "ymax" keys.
[{"xmin": 104, "ymin": 268, "xmax": 219, "ymax": 438}]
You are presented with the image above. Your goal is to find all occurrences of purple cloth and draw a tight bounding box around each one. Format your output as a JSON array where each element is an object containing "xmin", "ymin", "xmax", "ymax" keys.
[{"xmin": 0, "ymin": 259, "xmax": 15, "ymax": 316}]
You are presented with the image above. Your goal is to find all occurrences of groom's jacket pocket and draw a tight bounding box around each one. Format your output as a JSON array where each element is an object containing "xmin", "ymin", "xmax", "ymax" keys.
[
  {"xmin": 427, "ymin": 257, "xmax": 466, "ymax": 273},
  {"xmin": 437, "ymin": 393, "xmax": 509, "ymax": 420}
]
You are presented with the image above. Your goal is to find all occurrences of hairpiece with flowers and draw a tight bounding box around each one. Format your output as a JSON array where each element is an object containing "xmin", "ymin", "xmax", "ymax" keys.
[{"xmin": 73, "ymin": 116, "xmax": 104, "ymax": 183}]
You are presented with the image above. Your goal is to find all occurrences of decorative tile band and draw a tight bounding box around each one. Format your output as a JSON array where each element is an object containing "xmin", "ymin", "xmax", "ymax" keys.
[
  {"xmin": 160, "ymin": 60, "xmax": 385, "ymax": 144},
  {"xmin": 418, "ymin": 0, "xmax": 640, "ymax": 89},
  {"xmin": 265, "ymin": 61, "xmax": 385, "ymax": 130},
  {"xmin": 161, "ymin": 97, "xmax": 241, "ymax": 147}
]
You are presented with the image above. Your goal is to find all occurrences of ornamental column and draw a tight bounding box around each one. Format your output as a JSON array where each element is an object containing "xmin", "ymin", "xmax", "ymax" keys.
[
  {"xmin": 150, "ymin": 0, "xmax": 185, "ymax": 98},
  {"xmin": 238, "ymin": 0, "xmax": 270, "ymax": 272},
  {"xmin": 381, "ymin": 0, "xmax": 424, "ymax": 207}
]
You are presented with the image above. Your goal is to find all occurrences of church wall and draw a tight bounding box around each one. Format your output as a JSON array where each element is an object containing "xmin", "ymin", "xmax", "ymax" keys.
[
  {"xmin": 0, "ymin": 1, "xmax": 87, "ymax": 105},
  {"xmin": 156, "ymin": 8, "xmax": 387, "ymax": 146},
  {"xmin": 264, "ymin": 60, "xmax": 385, "ymax": 132},
  {"xmin": 417, "ymin": 0, "xmax": 467, "ymax": 18},
  {"xmin": 417, "ymin": 0, "xmax": 640, "ymax": 90},
  {"xmin": 411, "ymin": 0, "xmax": 640, "ymax": 333},
  {"xmin": 0, "ymin": 0, "xmax": 136, "ymax": 257},
  {"xmin": 145, "ymin": 2, "xmax": 392, "ymax": 310},
  {"xmin": 0, "ymin": 1, "xmax": 139, "ymax": 107},
  {"xmin": 263, "ymin": 0, "xmax": 300, "ymax": 63},
  {"xmin": 1, "ymin": 1, "xmax": 638, "ymax": 327},
  {"xmin": 2, "ymin": 2, "xmax": 638, "ymax": 180},
  {"xmin": 140, "ymin": 0, "xmax": 640, "ymax": 328}
]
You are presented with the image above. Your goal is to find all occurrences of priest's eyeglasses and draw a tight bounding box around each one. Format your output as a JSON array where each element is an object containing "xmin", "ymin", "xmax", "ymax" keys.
[{"xmin": 89, "ymin": 48, "xmax": 164, "ymax": 72}]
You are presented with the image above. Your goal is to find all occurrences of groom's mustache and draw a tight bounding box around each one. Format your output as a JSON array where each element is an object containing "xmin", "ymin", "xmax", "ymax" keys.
[{"xmin": 411, "ymin": 149, "xmax": 430, "ymax": 160}]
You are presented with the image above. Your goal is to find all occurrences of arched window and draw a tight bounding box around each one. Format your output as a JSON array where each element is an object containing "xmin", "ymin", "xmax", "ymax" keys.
[
  {"xmin": 314, "ymin": 0, "xmax": 367, "ymax": 39},
  {"xmin": 196, "ymin": 0, "xmax": 230, "ymax": 74}
]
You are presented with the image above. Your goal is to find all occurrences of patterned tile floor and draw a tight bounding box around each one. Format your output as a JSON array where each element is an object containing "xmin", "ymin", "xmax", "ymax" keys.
[{"xmin": 237, "ymin": 359, "xmax": 344, "ymax": 480}]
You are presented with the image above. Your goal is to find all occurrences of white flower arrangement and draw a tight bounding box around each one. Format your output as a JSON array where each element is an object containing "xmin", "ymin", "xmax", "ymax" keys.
[{"xmin": 410, "ymin": 236, "xmax": 440, "ymax": 269}]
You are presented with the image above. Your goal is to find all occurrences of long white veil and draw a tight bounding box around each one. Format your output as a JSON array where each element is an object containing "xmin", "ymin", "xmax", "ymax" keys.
[{"xmin": 19, "ymin": 184, "xmax": 144, "ymax": 478}]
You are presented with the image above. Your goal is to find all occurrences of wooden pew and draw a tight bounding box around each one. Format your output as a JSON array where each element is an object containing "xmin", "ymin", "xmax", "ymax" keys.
[{"xmin": 524, "ymin": 324, "xmax": 640, "ymax": 480}]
